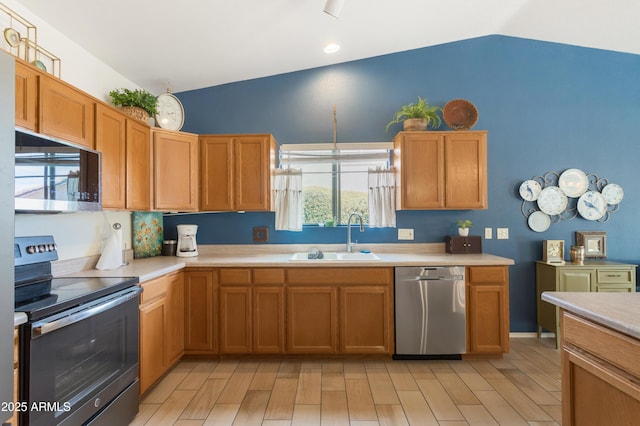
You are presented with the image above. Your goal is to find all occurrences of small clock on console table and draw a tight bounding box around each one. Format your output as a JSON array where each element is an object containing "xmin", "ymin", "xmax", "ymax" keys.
[{"xmin": 542, "ymin": 239, "xmax": 565, "ymax": 264}]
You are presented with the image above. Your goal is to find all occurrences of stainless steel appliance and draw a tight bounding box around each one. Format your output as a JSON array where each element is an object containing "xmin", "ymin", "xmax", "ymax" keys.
[
  {"xmin": 0, "ymin": 50, "xmax": 16, "ymax": 425},
  {"xmin": 14, "ymin": 236, "xmax": 141, "ymax": 426},
  {"xmin": 176, "ymin": 224, "xmax": 198, "ymax": 257},
  {"xmin": 394, "ymin": 266, "xmax": 466, "ymax": 359},
  {"xmin": 15, "ymin": 128, "xmax": 101, "ymax": 213}
]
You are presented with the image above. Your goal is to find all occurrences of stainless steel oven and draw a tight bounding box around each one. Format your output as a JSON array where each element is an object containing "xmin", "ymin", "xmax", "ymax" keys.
[{"xmin": 15, "ymin": 236, "xmax": 141, "ymax": 426}]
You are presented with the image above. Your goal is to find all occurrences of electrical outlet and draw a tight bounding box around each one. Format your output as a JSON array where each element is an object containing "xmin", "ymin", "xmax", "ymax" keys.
[
  {"xmin": 398, "ymin": 228, "xmax": 414, "ymax": 240},
  {"xmin": 497, "ymin": 228, "xmax": 509, "ymax": 240},
  {"xmin": 484, "ymin": 227, "xmax": 493, "ymax": 239}
]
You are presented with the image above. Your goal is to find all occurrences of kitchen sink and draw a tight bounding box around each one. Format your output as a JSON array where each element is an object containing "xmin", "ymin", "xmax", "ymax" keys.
[{"xmin": 289, "ymin": 252, "xmax": 380, "ymax": 261}]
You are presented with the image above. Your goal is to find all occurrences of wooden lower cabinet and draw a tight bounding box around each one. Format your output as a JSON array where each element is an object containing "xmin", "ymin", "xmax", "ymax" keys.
[
  {"xmin": 253, "ymin": 287, "xmax": 285, "ymax": 353},
  {"xmin": 466, "ymin": 266, "xmax": 510, "ymax": 355},
  {"xmin": 561, "ymin": 311, "xmax": 640, "ymax": 425},
  {"xmin": 287, "ymin": 287, "xmax": 338, "ymax": 353},
  {"xmin": 219, "ymin": 268, "xmax": 285, "ymax": 354},
  {"xmin": 212, "ymin": 267, "xmax": 393, "ymax": 355},
  {"xmin": 340, "ymin": 286, "xmax": 391, "ymax": 354},
  {"xmin": 139, "ymin": 271, "xmax": 184, "ymax": 394},
  {"xmin": 184, "ymin": 270, "xmax": 217, "ymax": 353},
  {"xmin": 220, "ymin": 286, "xmax": 252, "ymax": 353}
]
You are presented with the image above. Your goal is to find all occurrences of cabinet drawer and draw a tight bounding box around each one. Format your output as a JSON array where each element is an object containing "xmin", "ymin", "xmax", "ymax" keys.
[
  {"xmin": 286, "ymin": 268, "xmax": 393, "ymax": 285},
  {"xmin": 220, "ymin": 268, "xmax": 252, "ymax": 285},
  {"xmin": 253, "ymin": 268, "xmax": 285, "ymax": 284},
  {"xmin": 141, "ymin": 277, "xmax": 168, "ymax": 304},
  {"xmin": 597, "ymin": 269, "xmax": 634, "ymax": 284},
  {"xmin": 467, "ymin": 266, "xmax": 507, "ymax": 283},
  {"xmin": 563, "ymin": 311, "xmax": 640, "ymax": 379}
]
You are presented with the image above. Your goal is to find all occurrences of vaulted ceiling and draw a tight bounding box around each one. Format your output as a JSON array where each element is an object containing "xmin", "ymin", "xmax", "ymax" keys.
[{"xmin": 14, "ymin": 0, "xmax": 640, "ymax": 94}]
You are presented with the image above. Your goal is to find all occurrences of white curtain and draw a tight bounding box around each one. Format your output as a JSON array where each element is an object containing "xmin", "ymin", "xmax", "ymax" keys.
[
  {"xmin": 368, "ymin": 167, "xmax": 396, "ymax": 228},
  {"xmin": 273, "ymin": 168, "xmax": 303, "ymax": 231}
]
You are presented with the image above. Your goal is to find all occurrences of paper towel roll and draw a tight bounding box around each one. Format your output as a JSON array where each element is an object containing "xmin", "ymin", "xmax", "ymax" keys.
[{"xmin": 96, "ymin": 222, "xmax": 124, "ymax": 270}]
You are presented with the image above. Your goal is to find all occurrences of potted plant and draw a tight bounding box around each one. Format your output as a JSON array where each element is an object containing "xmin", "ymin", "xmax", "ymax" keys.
[
  {"xmin": 109, "ymin": 88, "xmax": 158, "ymax": 122},
  {"xmin": 385, "ymin": 96, "xmax": 443, "ymax": 132},
  {"xmin": 456, "ymin": 219, "xmax": 472, "ymax": 236}
]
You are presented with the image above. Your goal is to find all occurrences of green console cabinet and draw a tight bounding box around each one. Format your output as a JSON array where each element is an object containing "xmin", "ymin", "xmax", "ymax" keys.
[{"xmin": 536, "ymin": 260, "xmax": 636, "ymax": 347}]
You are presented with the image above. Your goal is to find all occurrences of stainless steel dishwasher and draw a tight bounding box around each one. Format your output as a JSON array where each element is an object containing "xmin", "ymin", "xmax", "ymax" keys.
[{"xmin": 394, "ymin": 266, "xmax": 466, "ymax": 359}]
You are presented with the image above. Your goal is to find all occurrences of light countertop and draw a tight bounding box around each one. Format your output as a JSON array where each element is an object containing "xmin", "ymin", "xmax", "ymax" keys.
[
  {"xmin": 61, "ymin": 246, "xmax": 514, "ymax": 283},
  {"xmin": 542, "ymin": 292, "xmax": 640, "ymax": 340}
]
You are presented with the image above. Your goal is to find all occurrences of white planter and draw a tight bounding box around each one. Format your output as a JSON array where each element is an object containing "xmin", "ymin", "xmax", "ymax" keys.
[{"xmin": 458, "ymin": 227, "xmax": 469, "ymax": 237}]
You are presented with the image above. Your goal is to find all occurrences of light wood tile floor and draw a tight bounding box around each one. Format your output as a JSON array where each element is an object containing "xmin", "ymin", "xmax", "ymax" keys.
[{"xmin": 130, "ymin": 338, "xmax": 561, "ymax": 426}]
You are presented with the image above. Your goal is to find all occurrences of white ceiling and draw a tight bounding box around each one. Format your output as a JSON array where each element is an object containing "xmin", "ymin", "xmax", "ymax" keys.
[{"xmin": 14, "ymin": 0, "xmax": 640, "ymax": 94}]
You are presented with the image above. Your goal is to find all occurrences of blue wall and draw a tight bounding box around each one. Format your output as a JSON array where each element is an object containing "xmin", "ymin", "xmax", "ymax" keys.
[{"xmin": 165, "ymin": 35, "xmax": 640, "ymax": 332}]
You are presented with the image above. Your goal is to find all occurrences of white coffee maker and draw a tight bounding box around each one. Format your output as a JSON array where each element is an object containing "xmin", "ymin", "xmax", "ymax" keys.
[{"xmin": 176, "ymin": 224, "xmax": 198, "ymax": 257}]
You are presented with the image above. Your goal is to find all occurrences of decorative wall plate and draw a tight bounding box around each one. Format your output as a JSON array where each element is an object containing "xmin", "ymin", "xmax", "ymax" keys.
[
  {"xmin": 519, "ymin": 180, "xmax": 542, "ymax": 201},
  {"xmin": 3, "ymin": 28, "xmax": 20, "ymax": 47},
  {"xmin": 602, "ymin": 183, "xmax": 624, "ymax": 205},
  {"xmin": 558, "ymin": 168, "xmax": 588, "ymax": 198},
  {"xmin": 528, "ymin": 211, "xmax": 551, "ymax": 232},
  {"xmin": 537, "ymin": 186, "xmax": 568, "ymax": 216},
  {"xmin": 577, "ymin": 191, "xmax": 607, "ymax": 220}
]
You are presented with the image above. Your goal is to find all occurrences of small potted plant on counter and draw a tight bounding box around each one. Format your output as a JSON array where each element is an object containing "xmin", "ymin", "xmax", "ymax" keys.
[
  {"xmin": 385, "ymin": 96, "xmax": 442, "ymax": 132},
  {"xmin": 109, "ymin": 88, "xmax": 158, "ymax": 123},
  {"xmin": 456, "ymin": 219, "xmax": 473, "ymax": 236}
]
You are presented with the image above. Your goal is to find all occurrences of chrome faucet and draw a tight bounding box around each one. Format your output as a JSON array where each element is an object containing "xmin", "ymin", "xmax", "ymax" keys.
[{"xmin": 346, "ymin": 212, "xmax": 364, "ymax": 252}]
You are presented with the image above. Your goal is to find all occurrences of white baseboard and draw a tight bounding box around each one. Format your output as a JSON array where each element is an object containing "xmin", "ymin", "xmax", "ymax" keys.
[{"xmin": 509, "ymin": 332, "xmax": 555, "ymax": 338}]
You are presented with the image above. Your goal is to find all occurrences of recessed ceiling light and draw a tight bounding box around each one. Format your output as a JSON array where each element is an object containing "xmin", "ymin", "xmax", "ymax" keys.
[{"xmin": 324, "ymin": 43, "xmax": 340, "ymax": 54}]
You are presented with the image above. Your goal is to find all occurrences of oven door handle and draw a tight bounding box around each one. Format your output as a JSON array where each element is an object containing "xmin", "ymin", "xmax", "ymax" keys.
[{"xmin": 32, "ymin": 287, "xmax": 142, "ymax": 337}]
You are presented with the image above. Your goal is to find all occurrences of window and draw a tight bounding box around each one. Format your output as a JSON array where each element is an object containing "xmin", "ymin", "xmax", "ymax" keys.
[{"xmin": 279, "ymin": 143, "xmax": 392, "ymax": 225}]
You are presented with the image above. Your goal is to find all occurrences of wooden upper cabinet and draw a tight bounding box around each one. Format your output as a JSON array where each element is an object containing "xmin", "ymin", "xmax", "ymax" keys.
[
  {"xmin": 444, "ymin": 132, "xmax": 487, "ymax": 209},
  {"xmin": 394, "ymin": 131, "xmax": 487, "ymax": 210},
  {"xmin": 15, "ymin": 60, "xmax": 38, "ymax": 131},
  {"xmin": 199, "ymin": 134, "xmax": 276, "ymax": 212},
  {"xmin": 153, "ymin": 129, "xmax": 199, "ymax": 211},
  {"xmin": 39, "ymin": 74, "xmax": 95, "ymax": 148},
  {"xmin": 95, "ymin": 104, "xmax": 127, "ymax": 209},
  {"xmin": 235, "ymin": 135, "xmax": 275, "ymax": 211},
  {"xmin": 200, "ymin": 136, "xmax": 234, "ymax": 211},
  {"xmin": 125, "ymin": 119, "xmax": 151, "ymax": 210},
  {"xmin": 394, "ymin": 132, "xmax": 445, "ymax": 209}
]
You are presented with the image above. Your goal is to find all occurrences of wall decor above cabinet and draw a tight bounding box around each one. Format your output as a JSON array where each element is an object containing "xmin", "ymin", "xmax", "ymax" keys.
[{"xmin": 520, "ymin": 169, "xmax": 624, "ymax": 232}]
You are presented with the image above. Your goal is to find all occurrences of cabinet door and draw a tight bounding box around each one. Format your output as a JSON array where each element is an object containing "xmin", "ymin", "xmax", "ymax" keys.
[
  {"xmin": 467, "ymin": 266, "xmax": 509, "ymax": 354},
  {"xmin": 166, "ymin": 272, "xmax": 185, "ymax": 366},
  {"xmin": 339, "ymin": 286, "xmax": 391, "ymax": 354},
  {"xmin": 184, "ymin": 270, "xmax": 216, "ymax": 353},
  {"xmin": 234, "ymin": 135, "xmax": 274, "ymax": 211},
  {"xmin": 95, "ymin": 104, "xmax": 126, "ymax": 209},
  {"xmin": 559, "ymin": 269, "xmax": 595, "ymax": 292},
  {"xmin": 153, "ymin": 129, "xmax": 199, "ymax": 211},
  {"xmin": 219, "ymin": 286, "xmax": 252, "ymax": 353},
  {"xmin": 139, "ymin": 296, "xmax": 166, "ymax": 394},
  {"xmin": 287, "ymin": 287, "xmax": 338, "ymax": 353},
  {"xmin": 444, "ymin": 132, "xmax": 487, "ymax": 209},
  {"xmin": 39, "ymin": 75, "xmax": 95, "ymax": 148},
  {"xmin": 200, "ymin": 136, "xmax": 234, "ymax": 211},
  {"xmin": 126, "ymin": 119, "xmax": 151, "ymax": 210},
  {"xmin": 394, "ymin": 132, "xmax": 445, "ymax": 209},
  {"xmin": 253, "ymin": 287, "xmax": 285, "ymax": 353},
  {"xmin": 15, "ymin": 61, "xmax": 38, "ymax": 130}
]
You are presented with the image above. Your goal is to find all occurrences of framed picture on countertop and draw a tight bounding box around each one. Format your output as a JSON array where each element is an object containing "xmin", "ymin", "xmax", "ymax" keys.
[{"xmin": 576, "ymin": 231, "xmax": 606, "ymax": 259}]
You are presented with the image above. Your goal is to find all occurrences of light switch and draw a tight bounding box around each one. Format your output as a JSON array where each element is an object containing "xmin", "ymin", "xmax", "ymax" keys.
[{"xmin": 484, "ymin": 227, "xmax": 492, "ymax": 239}]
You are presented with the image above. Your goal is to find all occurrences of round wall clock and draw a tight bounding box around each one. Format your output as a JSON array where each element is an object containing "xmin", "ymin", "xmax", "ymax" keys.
[{"xmin": 155, "ymin": 93, "xmax": 184, "ymax": 131}]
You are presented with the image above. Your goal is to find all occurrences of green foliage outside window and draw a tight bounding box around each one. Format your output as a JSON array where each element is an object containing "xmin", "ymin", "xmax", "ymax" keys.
[{"xmin": 303, "ymin": 186, "xmax": 369, "ymax": 225}]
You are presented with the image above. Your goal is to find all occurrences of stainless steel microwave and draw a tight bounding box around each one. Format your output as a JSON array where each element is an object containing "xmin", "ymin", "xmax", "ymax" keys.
[{"xmin": 15, "ymin": 129, "xmax": 101, "ymax": 213}]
